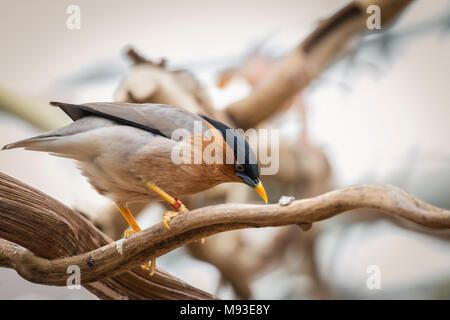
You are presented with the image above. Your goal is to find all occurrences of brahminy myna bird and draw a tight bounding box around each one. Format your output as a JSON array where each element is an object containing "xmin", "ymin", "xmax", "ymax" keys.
[{"xmin": 2, "ymin": 101, "xmax": 268, "ymax": 275}]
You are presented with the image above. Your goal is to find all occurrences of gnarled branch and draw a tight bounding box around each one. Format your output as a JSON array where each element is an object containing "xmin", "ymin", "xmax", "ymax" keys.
[
  {"xmin": 0, "ymin": 172, "xmax": 215, "ymax": 300},
  {"xmin": 1, "ymin": 172, "xmax": 448, "ymax": 288}
]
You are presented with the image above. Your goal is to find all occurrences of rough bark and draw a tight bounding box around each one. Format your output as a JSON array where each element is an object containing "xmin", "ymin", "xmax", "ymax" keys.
[{"xmin": 1, "ymin": 173, "xmax": 448, "ymax": 289}]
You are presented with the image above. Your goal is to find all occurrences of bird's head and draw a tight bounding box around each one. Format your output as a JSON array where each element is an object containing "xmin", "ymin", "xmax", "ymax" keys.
[{"xmin": 199, "ymin": 115, "xmax": 268, "ymax": 203}]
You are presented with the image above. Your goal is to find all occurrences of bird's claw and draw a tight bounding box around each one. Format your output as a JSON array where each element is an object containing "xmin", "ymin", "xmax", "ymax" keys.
[
  {"xmin": 141, "ymin": 259, "xmax": 156, "ymax": 276},
  {"xmin": 161, "ymin": 203, "xmax": 205, "ymax": 243},
  {"xmin": 123, "ymin": 229, "xmax": 156, "ymax": 276},
  {"xmin": 124, "ymin": 229, "xmax": 135, "ymax": 238},
  {"xmin": 163, "ymin": 204, "xmax": 189, "ymax": 231}
]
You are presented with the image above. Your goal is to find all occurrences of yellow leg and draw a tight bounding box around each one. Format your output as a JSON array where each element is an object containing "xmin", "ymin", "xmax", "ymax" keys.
[
  {"xmin": 146, "ymin": 184, "xmax": 205, "ymax": 243},
  {"xmin": 146, "ymin": 184, "xmax": 177, "ymax": 206},
  {"xmin": 116, "ymin": 203, "xmax": 141, "ymax": 233},
  {"xmin": 146, "ymin": 184, "xmax": 189, "ymax": 230},
  {"xmin": 116, "ymin": 203, "xmax": 156, "ymax": 276}
]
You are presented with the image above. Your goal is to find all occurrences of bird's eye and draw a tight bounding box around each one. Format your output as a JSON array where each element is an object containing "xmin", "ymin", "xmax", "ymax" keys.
[{"xmin": 235, "ymin": 163, "xmax": 245, "ymax": 172}]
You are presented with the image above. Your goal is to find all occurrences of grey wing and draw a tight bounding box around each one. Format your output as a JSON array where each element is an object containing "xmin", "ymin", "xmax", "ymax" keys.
[
  {"xmin": 2, "ymin": 116, "xmax": 131, "ymax": 159},
  {"xmin": 50, "ymin": 101, "xmax": 211, "ymax": 139}
]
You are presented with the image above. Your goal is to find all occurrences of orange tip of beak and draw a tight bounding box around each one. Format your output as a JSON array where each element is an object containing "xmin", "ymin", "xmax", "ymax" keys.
[{"xmin": 254, "ymin": 181, "xmax": 268, "ymax": 204}]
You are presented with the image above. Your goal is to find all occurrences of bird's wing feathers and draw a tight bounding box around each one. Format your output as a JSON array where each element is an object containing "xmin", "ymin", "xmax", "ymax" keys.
[
  {"xmin": 2, "ymin": 102, "xmax": 212, "ymax": 159},
  {"xmin": 50, "ymin": 101, "xmax": 210, "ymax": 139}
]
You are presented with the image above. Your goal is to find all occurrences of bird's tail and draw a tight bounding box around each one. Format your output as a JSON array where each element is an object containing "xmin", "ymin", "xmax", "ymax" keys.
[
  {"xmin": 2, "ymin": 135, "xmax": 60, "ymax": 151},
  {"xmin": 2, "ymin": 133, "xmax": 95, "ymax": 160}
]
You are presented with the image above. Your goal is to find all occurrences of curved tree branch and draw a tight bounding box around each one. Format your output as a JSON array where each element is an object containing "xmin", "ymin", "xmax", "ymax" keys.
[{"xmin": 1, "ymin": 172, "xmax": 448, "ymax": 288}]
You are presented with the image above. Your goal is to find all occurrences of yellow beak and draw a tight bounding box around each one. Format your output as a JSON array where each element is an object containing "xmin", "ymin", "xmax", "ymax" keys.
[{"xmin": 254, "ymin": 181, "xmax": 268, "ymax": 204}]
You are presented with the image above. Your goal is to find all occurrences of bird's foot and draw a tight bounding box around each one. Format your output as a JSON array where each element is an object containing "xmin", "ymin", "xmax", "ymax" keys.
[
  {"xmin": 162, "ymin": 205, "xmax": 205, "ymax": 243},
  {"xmin": 140, "ymin": 259, "xmax": 156, "ymax": 276},
  {"xmin": 123, "ymin": 229, "xmax": 156, "ymax": 276},
  {"xmin": 163, "ymin": 202, "xmax": 189, "ymax": 231},
  {"xmin": 124, "ymin": 229, "xmax": 136, "ymax": 238}
]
